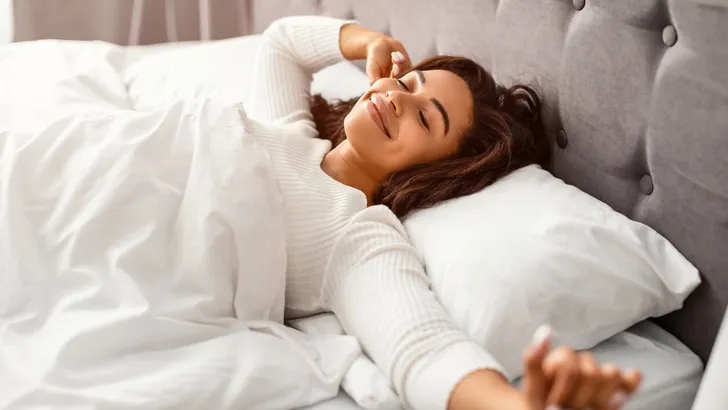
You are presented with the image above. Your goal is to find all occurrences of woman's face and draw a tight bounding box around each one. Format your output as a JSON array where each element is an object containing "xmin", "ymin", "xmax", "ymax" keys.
[{"xmin": 344, "ymin": 69, "xmax": 473, "ymax": 178}]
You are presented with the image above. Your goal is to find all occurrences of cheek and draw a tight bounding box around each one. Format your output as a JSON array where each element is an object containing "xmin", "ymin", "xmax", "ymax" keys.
[
  {"xmin": 392, "ymin": 127, "xmax": 459, "ymax": 171},
  {"xmin": 388, "ymin": 128, "xmax": 434, "ymax": 168},
  {"xmin": 344, "ymin": 104, "xmax": 374, "ymax": 142}
]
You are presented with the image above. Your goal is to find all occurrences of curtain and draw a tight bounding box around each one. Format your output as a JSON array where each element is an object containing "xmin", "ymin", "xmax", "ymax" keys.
[{"xmin": 12, "ymin": 0, "xmax": 253, "ymax": 44}]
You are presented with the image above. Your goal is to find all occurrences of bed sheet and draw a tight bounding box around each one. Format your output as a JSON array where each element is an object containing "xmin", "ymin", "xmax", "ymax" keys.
[
  {"xmin": 0, "ymin": 34, "xmax": 370, "ymax": 410},
  {"xmin": 0, "ymin": 36, "xmax": 363, "ymax": 410},
  {"xmin": 293, "ymin": 315, "xmax": 702, "ymax": 410}
]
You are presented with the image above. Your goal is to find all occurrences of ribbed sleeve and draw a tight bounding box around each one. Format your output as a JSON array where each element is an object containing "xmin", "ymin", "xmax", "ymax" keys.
[
  {"xmin": 322, "ymin": 206, "xmax": 505, "ymax": 409},
  {"xmin": 244, "ymin": 15, "xmax": 368, "ymax": 315},
  {"xmin": 246, "ymin": 15, "xmax": 356, "ymax": 125}
]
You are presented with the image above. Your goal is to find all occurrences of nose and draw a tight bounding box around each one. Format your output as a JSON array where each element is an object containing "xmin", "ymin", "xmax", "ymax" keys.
[{"xmin": 385, "ymin": 90, "xmax": 401, "ymax": 116}]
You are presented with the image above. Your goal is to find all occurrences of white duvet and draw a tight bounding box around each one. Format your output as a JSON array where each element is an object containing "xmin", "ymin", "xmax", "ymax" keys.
[{"xmin": 0, "ymin": 41, "xmax": 360, "ymax": 409}]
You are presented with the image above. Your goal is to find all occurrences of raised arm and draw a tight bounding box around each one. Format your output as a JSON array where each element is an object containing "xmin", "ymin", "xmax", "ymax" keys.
[
  {"xmin": 247, "ymin": 16, "xmax": 411, "ymax": 129},
  {"xmin": 246, "ymin": 16, "xmax": 351, "ymax": 125}
]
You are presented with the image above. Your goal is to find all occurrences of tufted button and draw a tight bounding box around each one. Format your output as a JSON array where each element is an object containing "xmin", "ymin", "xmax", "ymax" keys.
[
  {"xmin": 662, "ymin": 25, "xmax": 678, "ymax": 46},
  {"xmin": 557, "ymin": 129, "xmax": 569, "ymax": 149},
  {"xmin": 640, "ymin": 174, "xmax": 654, "ymax": 195},
  {"xmin": 573, "ymin": 0, "xmax": 586, "ymax": 11}
]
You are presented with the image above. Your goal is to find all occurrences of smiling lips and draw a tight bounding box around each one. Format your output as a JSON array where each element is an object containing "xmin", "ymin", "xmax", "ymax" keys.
[{"xmin": 367, "ymin": 94, "xmax": 391, "ymax": 138}]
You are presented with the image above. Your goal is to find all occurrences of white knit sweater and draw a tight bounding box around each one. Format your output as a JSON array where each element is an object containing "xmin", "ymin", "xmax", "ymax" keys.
[{"xmin": 246, "ymin": 16, "xmax": 504, "ymax": 410}]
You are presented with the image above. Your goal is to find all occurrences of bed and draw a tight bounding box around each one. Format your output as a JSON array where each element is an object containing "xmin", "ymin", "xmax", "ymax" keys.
[{"xmin": 3, "ymin": 0, "xmax": 727, "ymax": 409}]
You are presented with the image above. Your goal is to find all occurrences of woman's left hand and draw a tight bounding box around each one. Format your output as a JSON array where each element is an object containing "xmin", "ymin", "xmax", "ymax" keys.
[
  {"xmin": 522, "ymin": 327, "xmax": 642, "ymax": 410},
  {"xmin": 339, "ymin": 23, "xmax": 413, "ymax": 84}
]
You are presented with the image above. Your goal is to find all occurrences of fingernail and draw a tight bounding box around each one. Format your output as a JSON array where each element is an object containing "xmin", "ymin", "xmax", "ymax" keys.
[
  {"xmin": 531, "ymin": 324, "xmax": 552, "ymax": 346},
  {"xmin": 608, "ymin": 390, "xmax": 629, "ymax": 407},
  {"xmin": 392, "ymin": 51, "xmax": 405, "ymax": 63},
  {"xmin": 545, "ymin": 406, "xmax": 562, "ymax": 410}
]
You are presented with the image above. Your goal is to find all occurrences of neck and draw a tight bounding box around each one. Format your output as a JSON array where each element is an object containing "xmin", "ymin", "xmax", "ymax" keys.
[{"xmin": 321, "ymin": 141, "xmax": 380, "ymax": 205}]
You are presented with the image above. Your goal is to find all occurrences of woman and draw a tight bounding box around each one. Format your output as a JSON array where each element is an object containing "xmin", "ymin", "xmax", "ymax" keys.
[{"xmin": 247, "ymin": 15, "xmax": 641, "ymax": 410}]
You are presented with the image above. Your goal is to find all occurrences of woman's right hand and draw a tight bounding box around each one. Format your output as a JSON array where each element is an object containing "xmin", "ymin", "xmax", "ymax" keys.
[
  {"xmin": 522, "ymin": 326, "xmax": 642, "ymax": 410},
  {"xmin": 338, "ymin": 23, "xmax": 412, "ymax": 84},
  {"xmin": 364, "ymin": 37, "xmax": 412, "ymax": 84}
]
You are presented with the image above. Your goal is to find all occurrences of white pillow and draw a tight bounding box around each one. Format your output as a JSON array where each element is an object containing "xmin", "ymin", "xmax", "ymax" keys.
[
  {"xmin": 123, "ymin": 35, "xmax": 369, "ymax": 110},
  {"xmin": 403, "ymin": 164, "xmax": 701, "ymax": 380}
]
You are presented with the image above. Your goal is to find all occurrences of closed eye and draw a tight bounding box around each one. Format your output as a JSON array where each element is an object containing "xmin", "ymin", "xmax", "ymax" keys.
[
  {"xmin": 397, "ymin": 79, "xmax": 410, "ymax": 92},
  {"xmin": 397, "ymin": 79, "xmax": 430, "ymax": 130},
  {"xmin": 419, "ymin": 112, "xmax": 430, "ymax": 130}
]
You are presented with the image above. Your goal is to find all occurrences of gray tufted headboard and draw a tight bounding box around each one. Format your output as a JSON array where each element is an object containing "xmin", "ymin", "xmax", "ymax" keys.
[
  {"xmin": 10, "ymin": 0, "xmax": 728, "ymax": 362},
  {"xmin": 248, "ymin": 0, "xmax": 728, "ymax": 362}
]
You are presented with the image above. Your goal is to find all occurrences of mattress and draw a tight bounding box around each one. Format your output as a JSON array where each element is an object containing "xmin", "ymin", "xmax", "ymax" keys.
[{"xmin": 293, "ymin": 315, "xmax": 702, "ymax": 410}]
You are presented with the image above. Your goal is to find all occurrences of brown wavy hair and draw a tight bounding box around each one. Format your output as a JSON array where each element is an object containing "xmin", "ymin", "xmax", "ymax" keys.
[{"xmin": 311, "ymin": 55, "xmax": 551, "ymax": 218}]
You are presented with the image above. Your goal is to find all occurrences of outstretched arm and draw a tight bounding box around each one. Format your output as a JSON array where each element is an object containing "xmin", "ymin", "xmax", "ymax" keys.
[
  {"xmin": 323, "ymin": 206, "xmax": 641, "ymax": 410},
  {"xmin": 322, "ymin": 205, "xmax": 515, "ymax": 409}
]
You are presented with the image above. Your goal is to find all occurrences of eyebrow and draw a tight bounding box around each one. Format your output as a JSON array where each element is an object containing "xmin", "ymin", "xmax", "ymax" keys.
[{"xmin": 415, "ymin": 70, "xmax": 450, "ymax": 136}]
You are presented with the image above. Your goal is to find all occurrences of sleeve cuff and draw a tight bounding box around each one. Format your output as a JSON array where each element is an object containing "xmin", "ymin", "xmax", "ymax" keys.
[
  {"xmin": 404, "ymin": 341, "xmax": 506, "ymax": 410},
  {"xmin": 310, "ymin": 18, "xmax": 359, "ymax": 70},
  {"xmin": 266, "ymin": 16, "xmax": 359, "ymax": 74}
]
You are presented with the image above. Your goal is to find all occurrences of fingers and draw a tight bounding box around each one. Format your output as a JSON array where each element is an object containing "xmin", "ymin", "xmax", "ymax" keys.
[
  {"xmin": 621, "ymin": 369, "xmax": 642, "ymax": 394},
  {"xmin": 605, "ymin": 390, "xmax": 630, "ymax": 410},
  {"xmin": 392, "ymin": 42, "xmax": 412, "ymax": 68},
  {"xmin": 390, "ymin": 51, "xmax": 412, "ymax": 77},
  {"xmin": 591, "ymin": 364, "xmax": 621, "ymax": 409},
  {"xmin": 569, "ymin": 352, "xmax": 601, "ymax": 408},
  {"xmin": 367, "ymin": 50, "xmax": 408, "ymax": 84},
  {"xmin": 524, "ymin": 329, "xmax": 642, "ymax": 410},
  {"xmin": 366, "ymin": 58, "xmax": 385, "ymax": 85},
  {"xmin": 604, "ymin": 369, "xmax": 641, "ymax": 409},
  {"xmin": 522, "ymin": 325, "xmax": 552, "ymax": 407},
  {"xmin": 541, "ymin": 350, "xmax": 641, "ymax": 410},
  {"xmin": 364, "ymin": 36, "xmax": 412, "ymax": 84},
  {"xmin": 543, "ymin": 346, "xmax": 580, "ymax": 407}
]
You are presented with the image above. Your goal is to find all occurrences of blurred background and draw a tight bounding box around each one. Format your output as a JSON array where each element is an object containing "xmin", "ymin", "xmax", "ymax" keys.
[{"xmin": 2, "ymin": 0, "xmax": 257, "ymax": 45}]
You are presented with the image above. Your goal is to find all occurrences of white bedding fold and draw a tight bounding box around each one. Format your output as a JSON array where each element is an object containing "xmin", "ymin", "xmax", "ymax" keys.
[{"xmin": 0, "ymin": 76, "xmax": 359, "ymax": 408}]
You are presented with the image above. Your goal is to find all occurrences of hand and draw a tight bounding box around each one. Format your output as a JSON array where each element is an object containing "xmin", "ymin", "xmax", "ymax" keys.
[
  {"xmin": 364, "ymin": 37, "xmax": 413, "ymax": 84},
  {"xmin": 338, "ymin": 23, "xmax": 413, "ymax": 84},
  {"xmin": 522, "ymin": 326, "xmax": 642, "ymax": 410}
]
